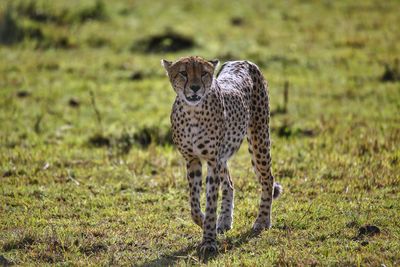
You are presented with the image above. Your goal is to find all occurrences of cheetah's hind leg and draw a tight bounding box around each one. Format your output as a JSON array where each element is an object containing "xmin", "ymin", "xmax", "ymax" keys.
[{"xmin": 247, "ymin": 127, "xmax": 282, "ymax": 232}]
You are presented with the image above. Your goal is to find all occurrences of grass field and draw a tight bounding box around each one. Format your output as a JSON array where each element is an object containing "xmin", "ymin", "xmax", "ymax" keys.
[{"xmin": 1, "ymin": 0, "xmax": 399, "ymax": 265}]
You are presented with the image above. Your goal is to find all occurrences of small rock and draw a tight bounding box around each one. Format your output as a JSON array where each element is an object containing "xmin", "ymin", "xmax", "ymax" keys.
[
  {"xmin": 88, "ymin": 134, "xmax": 110, "ymax": 147},
  {"xmin": 42, "ymin": 162, "xmax": 50, "ymax": 170},
  {"xmin": 231, "ymin": 17, "xmax": 244, "ymax": 26},
  {"xmin": 16, "ymin": 90, "xmax": 30, "ymax": 98},
  {"xmin": 358, "ymin": 225, "xmax": 381, "ymax": 237},
  {"xmin": 130, "ymin": 71, "xmax": 144, "ymax": 81},
  {"xmin": 2, "ymin": 170, "xmax": 13, "ymax": 177},
  {"xmin": 381, "ymin": 60, "xmax": 400, "ymax": 82},
  {"xmin": 133, "ymin": 31, "xmax": 195, "ymax": 53},
  {"xmin": 68, "ymin": 98, "xmax": 80, "ymax": 107}
]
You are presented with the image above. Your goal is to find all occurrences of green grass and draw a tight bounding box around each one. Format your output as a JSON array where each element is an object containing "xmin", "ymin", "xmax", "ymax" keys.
[{"xmin": 1, "ymin": 0, "xmax": 399, "ymax": 265}]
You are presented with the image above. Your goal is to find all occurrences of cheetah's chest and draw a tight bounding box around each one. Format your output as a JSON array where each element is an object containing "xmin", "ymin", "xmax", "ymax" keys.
[
  {"xmin": 171, "ymin": 105, "xmax": 222, "ymax": 160},
  {"xmin": 184, "ymin": 114, "xmax": 217, "ymax": 158}
]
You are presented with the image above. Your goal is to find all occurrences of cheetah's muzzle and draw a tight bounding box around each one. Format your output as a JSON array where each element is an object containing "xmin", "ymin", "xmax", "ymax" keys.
[{"xmin": 186, "ymin": 94, "xmax": 201, "ymax": 102}]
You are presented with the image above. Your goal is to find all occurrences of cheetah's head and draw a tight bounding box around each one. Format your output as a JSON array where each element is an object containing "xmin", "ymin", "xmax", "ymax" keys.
[{"xmin": 161, "ymin": 56, "xmax": 219, "ymax": 106}]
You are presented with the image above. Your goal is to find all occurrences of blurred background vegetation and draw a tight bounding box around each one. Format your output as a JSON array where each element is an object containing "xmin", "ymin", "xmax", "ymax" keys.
[
  {"xmin": 0, "ymin": 0, "xmax": 399, "ymax": 145},
  {"xmin": 0, "ymin": 0, "xmax": 399, "ymax": 265}
]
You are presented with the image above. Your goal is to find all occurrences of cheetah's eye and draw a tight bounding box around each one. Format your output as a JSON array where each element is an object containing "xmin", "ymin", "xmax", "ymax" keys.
[
  {"xmin": 179, "ymin": 71, "xmax": 187, "ymax": 77},
  {"xmin": 201, "ymin": 71, "xmax": 208, "ymax": 77}
]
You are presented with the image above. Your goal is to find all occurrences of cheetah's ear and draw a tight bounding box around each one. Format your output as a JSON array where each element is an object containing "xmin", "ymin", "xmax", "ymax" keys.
[
  {"xmin": 208, "ymin": 59, "xmax": 219, "ymax": 69},
  {"xmin": 161, "ymin": 59, "xmax": 172, "ymax": 71}
]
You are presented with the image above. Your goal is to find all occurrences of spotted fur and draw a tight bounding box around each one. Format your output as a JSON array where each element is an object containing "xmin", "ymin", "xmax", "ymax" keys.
[{"xmin": 161, "ymin": 56, "xmax": 282, "ymax": 253}]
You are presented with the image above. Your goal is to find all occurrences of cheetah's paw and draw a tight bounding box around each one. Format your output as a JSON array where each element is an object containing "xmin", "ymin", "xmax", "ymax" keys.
[
  {"xmin": 197, "ymin": 239, "xmax": 218, "ymax": 256},
  {"xmin": 217, "ymin": 215, "xmax": 233, "ymax": 234},
  {"xmin": 252, "ymin": 220, "xmax": 271, "ymax": 233}
]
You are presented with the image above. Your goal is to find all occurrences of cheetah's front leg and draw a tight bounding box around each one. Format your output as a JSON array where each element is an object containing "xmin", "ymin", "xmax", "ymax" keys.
[
  {"xmin": 198, "ymin": 161, "xmax": 221, "ymax": 254},
  {"xmin": 217, "ymin": 163, "xmax": 234, "ymax": 234},
  {"xmin": 186, "ymin": 158, "xmax": 204, "ymax": 228}
]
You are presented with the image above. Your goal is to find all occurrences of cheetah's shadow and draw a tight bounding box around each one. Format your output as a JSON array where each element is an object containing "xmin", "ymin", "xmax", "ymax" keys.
[{"xmin": 136, "ymin": 228, "xmax": 261, "ymax": 266}]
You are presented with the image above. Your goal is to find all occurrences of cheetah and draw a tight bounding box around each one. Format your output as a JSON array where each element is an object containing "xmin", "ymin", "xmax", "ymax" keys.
[{"xmin": 161, "ymin": 56, "xmax": 282, "ymax": 254}]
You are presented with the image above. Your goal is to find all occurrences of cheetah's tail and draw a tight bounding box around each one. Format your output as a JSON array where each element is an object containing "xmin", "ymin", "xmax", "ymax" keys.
[{"xmin": 273, "ymin": 182, "xmax": 283, "ymax": 199}]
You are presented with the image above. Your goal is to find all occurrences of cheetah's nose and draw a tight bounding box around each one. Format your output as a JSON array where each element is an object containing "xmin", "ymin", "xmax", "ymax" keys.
[{"xmin": 190, "ymin": 85, "xmax": 200, "ymax": 93}]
